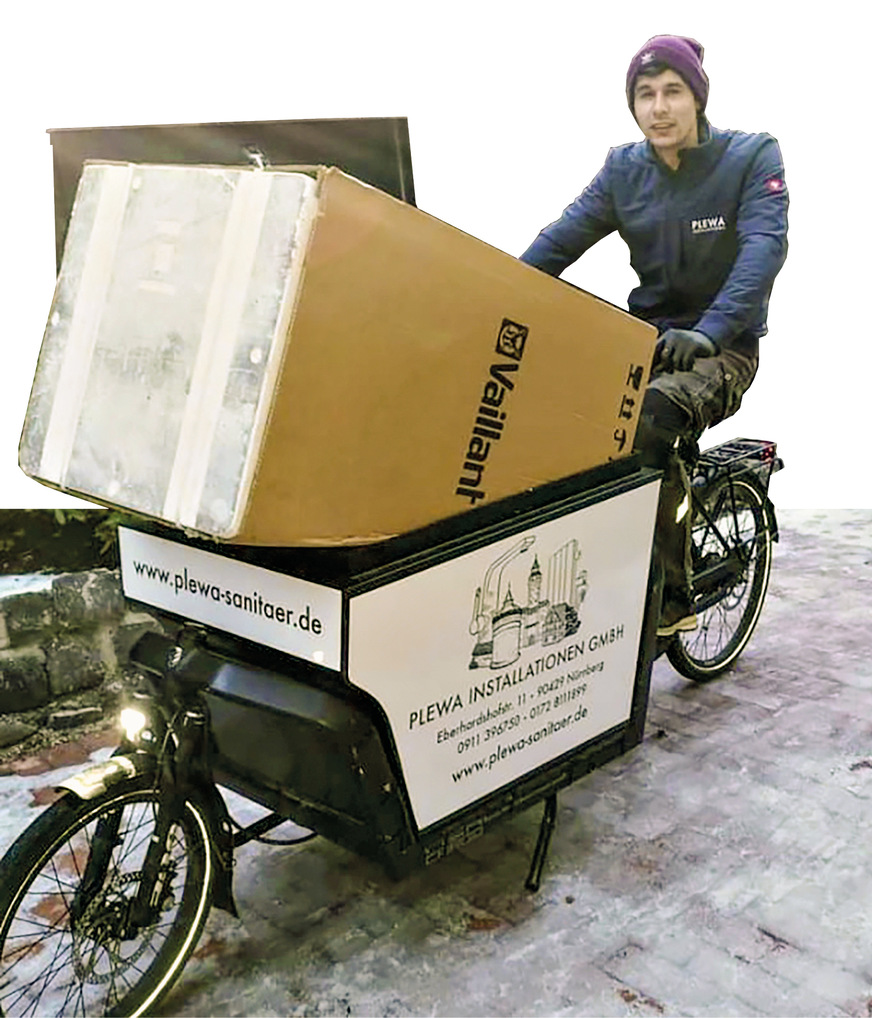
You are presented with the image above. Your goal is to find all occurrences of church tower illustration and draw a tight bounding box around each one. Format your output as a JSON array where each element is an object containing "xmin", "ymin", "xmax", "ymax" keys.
[
  {"xmin": 524, "ymin": 556, "xmax": 547, "ymax": 648},
  {"xmin": 528, "ymin": 555, "xmax": 542, "ymax": 604},
  {"xmin": 491, "ymin": 586, "xmax": 523, "ymax": 668}
]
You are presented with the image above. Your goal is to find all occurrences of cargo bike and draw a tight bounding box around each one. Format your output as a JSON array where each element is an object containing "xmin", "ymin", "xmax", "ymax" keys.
[{"xmin": 0, "ymin": 435, "xmax": 782, "ymax": 1017}]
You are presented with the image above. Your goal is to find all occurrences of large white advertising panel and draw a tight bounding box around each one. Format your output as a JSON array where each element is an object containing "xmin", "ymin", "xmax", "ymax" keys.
[
  {"xmin": 348, "ymin": 481, "xmax": 659, "ymax": 829},
  {"xmin": 118, "ymin": 528, "xmax": 342, "ymax": 670}
]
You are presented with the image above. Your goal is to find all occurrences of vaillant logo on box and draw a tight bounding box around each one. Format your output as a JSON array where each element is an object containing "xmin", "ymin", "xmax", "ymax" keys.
[
  {"xmin": 494, "ymin": 318, "xmax": 528, "ymax": 361},
  {"xmin": 455, "ymin": 319, "xmax": 529, "ymax": 506}
]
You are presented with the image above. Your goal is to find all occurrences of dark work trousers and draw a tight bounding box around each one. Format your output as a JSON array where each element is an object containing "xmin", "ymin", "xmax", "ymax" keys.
[{"xmin": 632, "ymin": 348, "xmax": 759, "ymax": 612}]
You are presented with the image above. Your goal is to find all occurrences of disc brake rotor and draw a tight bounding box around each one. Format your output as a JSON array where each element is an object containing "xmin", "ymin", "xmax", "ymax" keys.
[{"xmin": 71, "ymin": 868, "xmax": 177, "ymax": 983}]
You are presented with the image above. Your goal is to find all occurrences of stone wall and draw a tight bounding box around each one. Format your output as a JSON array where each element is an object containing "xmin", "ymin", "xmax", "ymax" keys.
[{"xmin": 0, "ymin": 570, "xmax": 162, "ymax": 751}]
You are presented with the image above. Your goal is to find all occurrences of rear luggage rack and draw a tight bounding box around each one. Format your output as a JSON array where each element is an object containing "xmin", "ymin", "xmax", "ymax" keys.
[{"xmin": 694, "ymin": 438, "xmax": 784, "ymax": 488}]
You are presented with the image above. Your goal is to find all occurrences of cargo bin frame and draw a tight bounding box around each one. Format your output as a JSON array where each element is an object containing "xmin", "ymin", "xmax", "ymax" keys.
[{"xmin": 120, "ymin": 456, "xmax": 662, "ymax": 886}]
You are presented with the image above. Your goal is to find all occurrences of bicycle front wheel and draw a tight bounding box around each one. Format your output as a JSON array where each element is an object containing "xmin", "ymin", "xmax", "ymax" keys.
[
  {"xmin": 0, "ymin": 777, "xmax": 213, "ymax": 1018},
  {"xmin": 667, "ymin": 475, "xmax": 774, "ymax": 682}
]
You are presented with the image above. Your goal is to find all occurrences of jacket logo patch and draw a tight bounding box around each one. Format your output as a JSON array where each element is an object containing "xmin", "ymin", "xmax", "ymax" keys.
[
  {"xmin": 691, "ymin": 215, "xmax": 727, "ymax": 235},
  {"xmin": 765, "ymin": 177, "xmax": 785, "ymax": 193}
]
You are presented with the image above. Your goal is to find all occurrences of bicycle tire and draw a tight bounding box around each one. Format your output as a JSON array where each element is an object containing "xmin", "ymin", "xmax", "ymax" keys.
[
  {"xmin": 0, "ymin": 776, "xmax": 212, "ymax": 1018},
  {"xmin": 667, "ymin": 475, "xmax": 773, "ymax": 682}
]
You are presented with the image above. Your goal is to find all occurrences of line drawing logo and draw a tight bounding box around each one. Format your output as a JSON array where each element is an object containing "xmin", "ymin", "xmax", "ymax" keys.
[{"xmin": 468, "ymin": 534, "xmax": 588, "ymax": 669}]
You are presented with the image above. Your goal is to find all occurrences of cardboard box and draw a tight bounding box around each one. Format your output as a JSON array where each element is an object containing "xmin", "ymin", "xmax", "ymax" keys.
[{"xmin": 20, "ymin": 162, "xmax": 657, "ymax": 546}]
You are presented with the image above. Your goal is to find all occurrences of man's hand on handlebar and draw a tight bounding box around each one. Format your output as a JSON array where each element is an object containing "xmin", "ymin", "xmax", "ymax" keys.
[{"xmin": 656, "ymin": 329, "xmax": 718, "ymax": 372}]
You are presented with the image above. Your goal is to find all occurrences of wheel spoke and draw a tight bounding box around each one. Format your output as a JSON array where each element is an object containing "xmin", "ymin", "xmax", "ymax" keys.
[{"xmin": 5, "ymin": 934, "xmax": 74, "ymax": 1016}]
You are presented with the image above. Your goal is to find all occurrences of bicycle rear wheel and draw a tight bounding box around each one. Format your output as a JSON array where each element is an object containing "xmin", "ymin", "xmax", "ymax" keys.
[
  {"xmin": 0, "ymin": 777, "xmax": 212, "ymax": 1017},
  {"xmin": 667, "ymin": 475, "xmax": 773, "ymax": 682}
]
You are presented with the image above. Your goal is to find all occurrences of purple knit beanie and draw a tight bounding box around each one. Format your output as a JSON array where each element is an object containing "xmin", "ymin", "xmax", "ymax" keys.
[{"xmin": 626, "ymin": 35, "xmax": 709, "ymax": 112}]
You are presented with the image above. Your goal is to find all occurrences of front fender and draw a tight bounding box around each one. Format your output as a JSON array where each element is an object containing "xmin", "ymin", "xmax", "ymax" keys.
[
  {"xmin": 56, "ymin": 754, "xmax": 148, "ymax": 800},
  {"xmin": 57, "ymin": 751, "xmax": 238, "ymax": 917}
]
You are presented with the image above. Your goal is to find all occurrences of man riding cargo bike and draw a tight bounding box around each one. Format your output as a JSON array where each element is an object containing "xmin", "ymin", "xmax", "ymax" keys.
[
  {"xmin": 0, "ymin": 36, "xmax": 788, "ymax": 1018},
  {"xmin": 520, "ymin": 33, "xmax": 789, "ymax": 638}
]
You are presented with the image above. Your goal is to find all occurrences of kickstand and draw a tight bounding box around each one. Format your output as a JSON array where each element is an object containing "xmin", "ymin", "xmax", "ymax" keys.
[{"xmin": 525, "ymin": 794, "xmax": 558, "ymax": 892}]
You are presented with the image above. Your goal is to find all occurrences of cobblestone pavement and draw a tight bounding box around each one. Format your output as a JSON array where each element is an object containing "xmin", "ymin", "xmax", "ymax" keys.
[{"xmin": 0, "ymin": 508, "xmax": 870, "ymax": 1017}]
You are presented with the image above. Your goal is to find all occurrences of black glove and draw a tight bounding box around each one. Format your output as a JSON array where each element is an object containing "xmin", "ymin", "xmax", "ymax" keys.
[{"xmin": 656, "ymin": 329, "xmax": 718, "ymax": 372}]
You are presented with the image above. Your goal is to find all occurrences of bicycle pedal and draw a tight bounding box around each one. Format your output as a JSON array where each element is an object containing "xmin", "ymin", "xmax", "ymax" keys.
[{"xmin": 657, "ymin": 613, "xmax": 699, "ymax": 638}]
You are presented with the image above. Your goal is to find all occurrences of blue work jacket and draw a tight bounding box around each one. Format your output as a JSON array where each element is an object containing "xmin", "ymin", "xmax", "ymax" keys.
[{"xmin": 519, "ymin": 121, "xmax": 789, "ymax": 354}]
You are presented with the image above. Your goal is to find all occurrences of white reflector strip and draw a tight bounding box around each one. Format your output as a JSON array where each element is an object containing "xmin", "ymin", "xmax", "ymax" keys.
[
  {"xmin": 38, "ymin": 164, "xmax": 134, "ymax": 484},
  {"xmin": 163, "ymin": 171, "xmax": 274, "ymax": 528}
]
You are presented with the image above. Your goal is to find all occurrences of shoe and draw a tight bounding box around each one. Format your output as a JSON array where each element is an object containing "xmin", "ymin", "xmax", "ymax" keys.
[{"xmin": 657, "ymin": 602, "xmax": 698, "ymax": 638}]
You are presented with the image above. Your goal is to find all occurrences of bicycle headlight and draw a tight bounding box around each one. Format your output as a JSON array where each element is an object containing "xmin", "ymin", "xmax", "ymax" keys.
[{"xmin": 120, "ymin": 707, "xmax": 148, "ymax": 742}]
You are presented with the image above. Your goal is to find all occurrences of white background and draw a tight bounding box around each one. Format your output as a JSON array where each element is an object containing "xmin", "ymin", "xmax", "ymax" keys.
[{"xmin": 1, "ymin": 1, "xmax": 864, "ymax": 510}]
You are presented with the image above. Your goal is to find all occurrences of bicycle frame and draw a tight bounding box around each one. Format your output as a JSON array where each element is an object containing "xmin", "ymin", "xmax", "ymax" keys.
[{"xmin": 689, "ymin": 483, "xmax": 758, "ymax": 612}]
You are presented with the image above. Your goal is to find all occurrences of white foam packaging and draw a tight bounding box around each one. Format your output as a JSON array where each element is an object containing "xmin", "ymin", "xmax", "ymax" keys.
[{"xmin": 21, "ymin": 161, "xmax": 318, "ymax": 536}]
